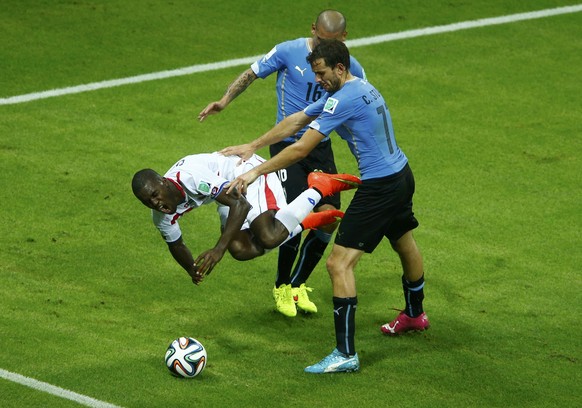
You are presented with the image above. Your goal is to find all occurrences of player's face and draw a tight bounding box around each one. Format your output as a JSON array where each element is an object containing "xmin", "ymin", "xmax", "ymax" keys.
[
  {"xmin": 311, "ymin": 58, "xmax": 342, "ymax": 92},
  {"xmin": 137, "ymin": 180, "xmax": 179, "ymax": 214},
  {"xmin": 311, "ymin": 24, "xmax": 346, "ymax": 48}
]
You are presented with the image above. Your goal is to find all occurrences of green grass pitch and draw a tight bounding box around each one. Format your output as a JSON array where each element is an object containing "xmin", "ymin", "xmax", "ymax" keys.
[{"xmin": 0, "ymin": 1, "xmax": 580, "ymax": 407}]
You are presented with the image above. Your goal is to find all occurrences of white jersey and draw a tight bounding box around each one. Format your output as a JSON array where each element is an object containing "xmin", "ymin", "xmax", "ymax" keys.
[{"xmin": 153, "ymin": 152, "xmax": 287, "ymax": 243}]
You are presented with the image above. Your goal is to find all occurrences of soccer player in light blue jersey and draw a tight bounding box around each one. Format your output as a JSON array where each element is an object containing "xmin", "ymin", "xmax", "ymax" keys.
[
  {"xmin": 199, "ymin": 10, "xmax": 366, "ymax": 318},
  {"xmin": 221, "ymin": 40, "xmax": 429, "ymax": 373}
]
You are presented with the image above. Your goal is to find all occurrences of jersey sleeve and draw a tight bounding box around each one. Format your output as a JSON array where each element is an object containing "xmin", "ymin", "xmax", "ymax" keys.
[
  {"xmin": 152, "ymin": 210, "xmax": 182, "ymax": 243},
  {"xmin": 303, "ymin": 95, "xmax": 327, "ymax": 118},
  {"xmin": 307, "ymin": 95, "xmax": 352, "ymax": 137},
  {"xmin": 250, "ymin": 43, "xmax": 287, "ymax": 79},
  {"xmin": 176, "ymin": 169, "xmax": 228, "ymax": 201}
]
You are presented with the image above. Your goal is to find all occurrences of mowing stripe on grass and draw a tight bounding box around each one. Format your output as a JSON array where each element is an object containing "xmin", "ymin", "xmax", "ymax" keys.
[
  {"xmin": 1, "ymin": 4, "xmax": 581, "ymax": 106},
  {"xmin": 0, "ymin": 368, "xmax": 123, "ymax": 408}
]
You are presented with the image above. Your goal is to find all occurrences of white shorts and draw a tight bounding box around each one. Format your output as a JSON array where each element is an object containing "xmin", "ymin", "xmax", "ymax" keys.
[{"xmin": 218, "ymin": 155, "xmax": 287, "ymax": 230}]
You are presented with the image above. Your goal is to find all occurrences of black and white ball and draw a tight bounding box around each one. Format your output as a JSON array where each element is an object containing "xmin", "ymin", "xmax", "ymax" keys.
[{"xmin": 165, "ymin": 337, "xmax": 207, "ymax": 378}]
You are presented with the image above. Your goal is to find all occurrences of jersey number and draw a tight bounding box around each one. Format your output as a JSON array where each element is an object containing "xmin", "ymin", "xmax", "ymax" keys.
[
  {"xmin": 277, "ymin": 169, "xmax": 287, "ymax": 182},
  {"xmin": 377, "ymin": 104, "xmax": 395, "ymax": 154},
  {"xmin": 305, "ymin": 82, "xmax": 323, "ymax": 102}
]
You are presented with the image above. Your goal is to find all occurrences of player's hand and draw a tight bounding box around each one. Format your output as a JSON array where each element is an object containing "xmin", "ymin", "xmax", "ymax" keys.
[
  {"xmin": 198, "ymin": 101, "xmax": 226, "ymax": 122},
  {"xmin": 191, "ymin": 264, "xmax": 205, "ymax": 285},
  {"xmin": 219, "ymin": 144, "xmax": 255, "ymax": 164},
  {"xmin": 226, "ymin": 170, "xmax": 259, "ymax": 196},
  {"xmin": 193, "ymin": 248, "xmax": 225, "ymax": 276}
]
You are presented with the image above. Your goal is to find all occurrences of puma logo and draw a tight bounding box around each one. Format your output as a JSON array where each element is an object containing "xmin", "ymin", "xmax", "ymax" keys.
[
  {"xmin": 384, "ymin": 320, "xmax": 400, "ymax": 333},
  {"xmin": 295, "ymin": 66, "xmax": 307, "ymax": 76},
  {"xmin": 334, "ymin": 306, "xmax": 343, "ymax": 315}
]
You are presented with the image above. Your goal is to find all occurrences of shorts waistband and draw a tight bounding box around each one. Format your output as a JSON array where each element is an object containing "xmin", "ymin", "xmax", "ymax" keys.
[
  {"xmin": 363, "ymin": 163, "xmax": 410, "ymax": 184},
  {"xmin": 278, "ymin": 137, "xmax": 331, "ymax": 146}
]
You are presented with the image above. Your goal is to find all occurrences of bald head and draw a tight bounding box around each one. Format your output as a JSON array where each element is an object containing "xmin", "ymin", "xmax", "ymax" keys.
[
  {"xmin": 315, "ymin": 10, "xmax": 346, "ymax": 34},
  {"xmin": 311, "ymin": 10, "xmax": 348, "ymax": 47}
]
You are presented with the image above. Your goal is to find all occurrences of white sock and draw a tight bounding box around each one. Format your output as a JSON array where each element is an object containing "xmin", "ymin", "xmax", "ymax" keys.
[{"xmin": 274, "ymin": 189, "xmax": 322, "ymax": 233}]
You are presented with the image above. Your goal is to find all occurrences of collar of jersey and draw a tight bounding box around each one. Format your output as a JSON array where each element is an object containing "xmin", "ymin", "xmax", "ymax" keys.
[{"xmin": 165, "ymin": 173, "xmax": 186, "ymax": 199}]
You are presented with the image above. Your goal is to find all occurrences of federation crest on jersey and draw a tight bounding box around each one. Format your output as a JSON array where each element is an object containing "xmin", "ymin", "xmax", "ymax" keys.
[{"xmin": 323, "ymin": 97, "xmax": 339, "ymax": 114}]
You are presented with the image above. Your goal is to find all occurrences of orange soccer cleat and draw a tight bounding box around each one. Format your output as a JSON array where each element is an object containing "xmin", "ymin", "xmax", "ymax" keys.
[
  {"xmin": 307, "ymin": 172, "xmax": 361, "ymax": 198},
  {"xmin": 301, "ymin": 210, "xmax": 344, "ymax": 230}
]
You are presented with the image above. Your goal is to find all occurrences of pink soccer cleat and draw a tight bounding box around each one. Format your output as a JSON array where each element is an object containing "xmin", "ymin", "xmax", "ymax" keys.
[{"xmin": 381, "ymin": 311, "xmax": 430, "ymax": 335}]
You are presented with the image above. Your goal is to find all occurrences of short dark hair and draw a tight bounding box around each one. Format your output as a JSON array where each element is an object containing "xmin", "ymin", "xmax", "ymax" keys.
[
  {"xmin": 131, "ymin": 168, "xmax": 159, "ymax": 197},
  {"xmin": 307, "ymin": 40, "xmax": 350, "ymax": 70}
]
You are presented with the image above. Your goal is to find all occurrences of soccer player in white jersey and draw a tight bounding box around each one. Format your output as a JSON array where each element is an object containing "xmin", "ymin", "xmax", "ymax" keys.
[
  {"xmin": 198, "ymin": 10, "xmax": 366, "ymax": 317},
  {"xmin": 221, "ymin": 40, "xmax": 429, "ymax": 373},
  {"xmin": 131, "ymin": 152, "xmax": 360, "ymax": 285}
]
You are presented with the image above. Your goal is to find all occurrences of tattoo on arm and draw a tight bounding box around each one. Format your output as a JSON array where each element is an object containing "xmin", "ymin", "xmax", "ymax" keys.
[{"xmin": 225, "ymin": 70, "xmax": 256, "ymax": 99}]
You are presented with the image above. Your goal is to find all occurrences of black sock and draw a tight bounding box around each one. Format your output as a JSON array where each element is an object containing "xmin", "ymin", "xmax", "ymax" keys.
[
  {"xmin": 290, "ymin": 230, "xmax": 330, "ymax": 287},
  {"xmin": 333, "ymin": 296, "xmax": 357, "ymax": 356},
  {"xmin": 275, "ymin": 235, "xmax": 301, "ymax": 287},
  {"xmin": 402, "ymin": 274, "xmax": 425, "ymax": 317}
]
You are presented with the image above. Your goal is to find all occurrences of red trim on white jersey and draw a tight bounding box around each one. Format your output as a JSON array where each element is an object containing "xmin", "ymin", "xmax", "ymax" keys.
[
  {"xmin": 263, "ymin": 175, "xmax": 279, "ymax": 211},
  {"xmin": 166, "ymin": 172, "xmax": 186, "ymax": 199},
  {"xmin": 166, "ymin": 172, "xmax": 190, "ymax": 224},
  {"xmin": 170, "ymin": 207, "xmax": 193, "ymax": 225}
]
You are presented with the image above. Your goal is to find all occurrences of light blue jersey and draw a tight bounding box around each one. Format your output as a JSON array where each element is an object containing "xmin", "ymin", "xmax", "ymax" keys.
[
  {"xmin": 305, "ymin": 78, "xmax": 408, "ymax": 180},
  {"xmin": 251, "ymin": 38, "xmax": 366, "ymax": 143}
]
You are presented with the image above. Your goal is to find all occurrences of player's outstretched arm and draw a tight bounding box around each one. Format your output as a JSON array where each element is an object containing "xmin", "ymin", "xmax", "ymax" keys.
[
  {"xmin": 220, "ymin": 111, "xmax": 314, "ymax": 159},
  {"xmin": 226, "ymin": 129, "xmax": 324, "ymax": 196},
  {"xmin": 198, "ymin": 68, "xmax": 258, "ymax": 122},
  {"xmin": 226, "ymin": 168, "xmax": 261, "ymax": 196},
  {"xmin": 167, "ymin": 237, "xmax": 204, "ymax": 285},
  {"xmin": 218, "ymin": 143, "xmax": 256, "ymax": 164},
  {"xmin": 193, "ymin": 188, "xmax": 251, "ymax": 275}
]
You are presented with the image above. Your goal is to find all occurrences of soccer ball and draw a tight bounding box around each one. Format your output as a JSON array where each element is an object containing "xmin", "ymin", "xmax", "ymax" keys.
[{"xmin": 164, "ymin": 337, "xmax": 207, "ymax": 378}]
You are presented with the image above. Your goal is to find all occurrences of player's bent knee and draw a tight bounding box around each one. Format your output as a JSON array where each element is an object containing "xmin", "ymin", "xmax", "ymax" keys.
[{"xmin": 326, "ymin": 256, "xmax": 340, "ymax": 274}]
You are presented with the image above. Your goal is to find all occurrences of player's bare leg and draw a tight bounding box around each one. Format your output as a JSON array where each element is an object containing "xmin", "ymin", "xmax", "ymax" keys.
[
  {"xmin": 305, "ymin": 244, "xmax": 362, "ymax": 373},
  {"xmin": 391, "ymin": 230, "xmax": 423, "ymax": 282},
  {"xmin": 381, "ymin": 230, "xmax": 429, "ymax": 335},
  {"xmin": 250, "ymin": 210, "xmax": 292, "ymax": 249},
  {"xmin": 227, "ymin": 229, "xmax": 267, "ymax": 261}
]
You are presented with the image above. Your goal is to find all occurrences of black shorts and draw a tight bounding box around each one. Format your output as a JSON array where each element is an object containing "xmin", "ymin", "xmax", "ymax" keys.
[
  {"xmin": 270, "ymin": 139, "xmax": 341, "ymax": 209},
  {"xmin": 335, "ymin": 163, "xmax": 419, "ymax": 253}
]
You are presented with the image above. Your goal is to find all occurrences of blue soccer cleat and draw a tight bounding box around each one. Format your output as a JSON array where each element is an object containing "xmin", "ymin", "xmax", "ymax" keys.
[{"xmin": 304, "ymin": 348, "xmax": 360, "ymax": 374}]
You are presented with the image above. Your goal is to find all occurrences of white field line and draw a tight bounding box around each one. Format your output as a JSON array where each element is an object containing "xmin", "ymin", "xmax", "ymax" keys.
[
  {"xmin": 0, "ymin": 368, "xmax": 123, "ymax": 408},
  {"xmin": 1, "ymin": 4, "xmax": 581, "ymax": 106}
]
